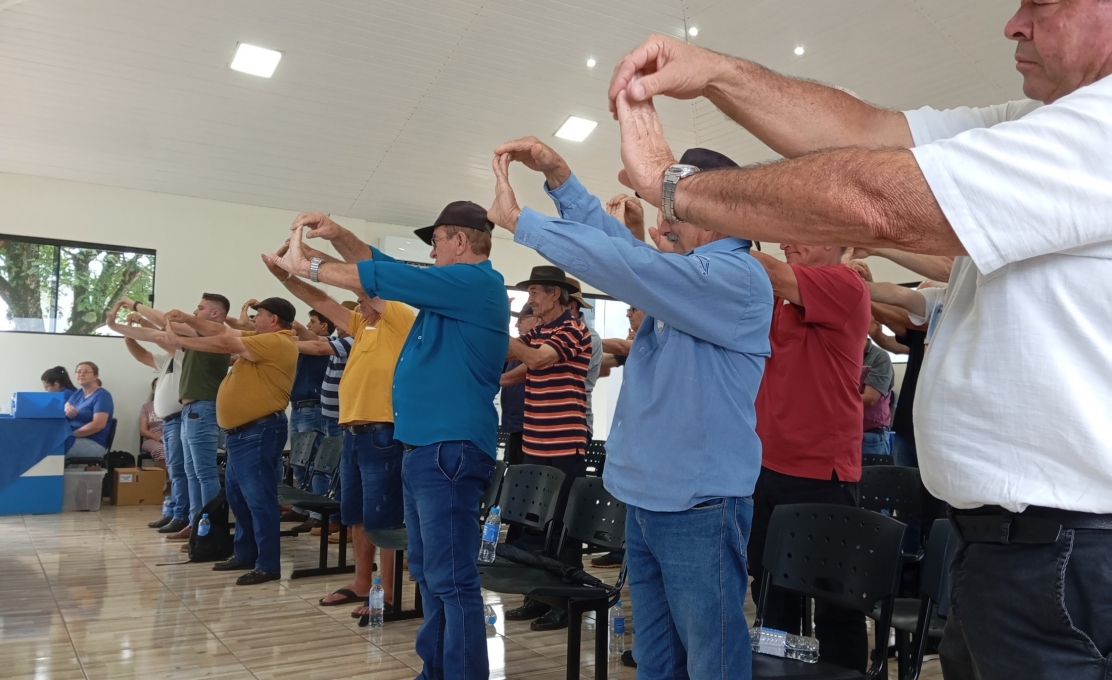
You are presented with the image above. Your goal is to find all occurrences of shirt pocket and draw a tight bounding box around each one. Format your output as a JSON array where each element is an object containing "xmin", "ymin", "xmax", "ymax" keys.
[{"xmin": 976, "ymin": 262, "xmax": 1009, "ymax": 287}]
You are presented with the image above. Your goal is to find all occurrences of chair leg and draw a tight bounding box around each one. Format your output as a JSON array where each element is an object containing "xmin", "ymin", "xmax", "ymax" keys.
[
  {"xmin": 566, "ymin": 601, "xmax": 582, "ymax": 680},
  {"xmin": 594, "ymin": 603, "xmax": 609, "ymax": 680}
]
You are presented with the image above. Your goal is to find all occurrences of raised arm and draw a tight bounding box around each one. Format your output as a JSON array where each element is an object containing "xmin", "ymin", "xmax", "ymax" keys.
[
  {"xmin": 166, "ymin": 310, "xmax": 237, "ymax": 337},
  {"xmin": 122, "ymin": 298, "xmax": 200, "ymax": 337},
  {"xmin": 292, "ymin": 212, "xmax": 373, "ymax": 263},
  {"xmin": 108, "ymin": 305, "xmax": 170, "ymax": 344},
  {"xmin": 865, "ymin": 249, "xmax": 954, "ymax": 283},
  {"xmin": 500, "ymin": 363, "xmax": 528, "ymax": 386},
  {"xmin": 261, "ymin": 253, "xmax": 353, "ymax": 334},
  {"xmin": 602, "ymin": 337, "xmax": 633, "ymax": 356},
  {"xmin": 295, "ymin": 340, "xmax": 338, "ymax": 356},
  {"xmin": 867, "ymin": 281, "xmax": 928, "ymax": 318},
  {"xmin": 123, "ymin": 337, "xmax": 156, "ymax": 369},
  {"xmin": 507, "ymin": 337, "xmax": 560, "ymax": 371},
  {"xmin": 750, "ymin": 252, "xmax": 802, "ymax": 306},
  {"xmin": 156, "ymin": 324, "xmax": 253, "ymax": 361},
  {"xmin": 869, "ymin": 319, "xmax": 910, "ymax": 355}
]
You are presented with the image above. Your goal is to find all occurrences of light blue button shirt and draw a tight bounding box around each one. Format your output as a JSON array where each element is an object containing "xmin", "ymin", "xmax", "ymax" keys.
[{"xmin": 514, "ymin": 174, "xmax": 774, "ymax": 511}]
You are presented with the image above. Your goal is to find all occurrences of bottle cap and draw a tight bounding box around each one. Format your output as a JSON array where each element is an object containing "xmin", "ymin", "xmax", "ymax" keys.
[
  {"xmin": 614, "ymin": 599, "xmax": 621, "ymax": 606},
  {"xmin": 373, "ymin": 577, "xmax": 381, "ymax": 585},
  {"xmin": 202, "ymin": 513, "xmax": 209, "ymax": 518},
  {"xmin": 491, "ymin": 507, "xmax": 500, "ymax": 515}
]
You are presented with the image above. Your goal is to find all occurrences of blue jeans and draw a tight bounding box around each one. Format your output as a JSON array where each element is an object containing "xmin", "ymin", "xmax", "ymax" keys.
[
  {"xmin": 181, "ymin": 401, "xmax": 221, "ymax": 520},
  {"xmin": 162, "ymin": 416, "xmax": 189, "ymax": 522},
  {"xmin": 290, "ymin": 403, "xmax": 324, "ymax": 488},
  {"xmin": 403, "ymin": 441, "xmax": 496, "ymax": 680},
  {"xmin": 627, "ymin": 497, "xmax": 754, "ymax": 680},
  {"xmin": 340, "ymin": 426, "xmax": 405, "ymax": 530},
  {"xmin": 224, "ymin": 413, "xmax": 287, "ymax": 575},
  {"xmin": 862, "ymin": 429, "xmax": 891, "ymax": 457},
  {"xmin": 892, "ymin": 432, "xmax": 918, "ymax": 467}
]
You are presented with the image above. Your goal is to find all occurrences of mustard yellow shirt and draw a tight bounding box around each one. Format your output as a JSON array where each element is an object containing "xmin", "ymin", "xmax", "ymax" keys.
[
  {"xmin": 216, "ymin": 329, "xmax": 298, "ymax": 429},
  {"xmin": 338, "ymin": 302, "xmax": 416, "ymax": 425}
]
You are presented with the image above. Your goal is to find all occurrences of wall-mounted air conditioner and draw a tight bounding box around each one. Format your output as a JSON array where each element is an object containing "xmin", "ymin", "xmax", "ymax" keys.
[{"xmin": 378, "ymin": 235, "xmax": 433, "ymax": 265}]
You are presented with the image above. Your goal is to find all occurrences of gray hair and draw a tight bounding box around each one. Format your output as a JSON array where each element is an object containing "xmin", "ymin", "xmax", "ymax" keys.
[{"xmin": 540, "ymin": 285, "xmax": 570, "ymax": 305}]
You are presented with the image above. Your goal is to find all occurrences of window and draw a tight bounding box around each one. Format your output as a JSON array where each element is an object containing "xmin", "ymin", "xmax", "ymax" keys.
[{"xmin": 0, "ymin": 235, "xmax": 156, "ymax": 336}]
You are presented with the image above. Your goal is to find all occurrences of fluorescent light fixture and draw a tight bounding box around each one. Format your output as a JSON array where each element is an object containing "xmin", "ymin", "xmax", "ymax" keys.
[
  {"xmin": 554, "ymin": 116, "xmax": 598, "ymax": 142},
  {"xmin": 586, "ymin": 57, "xmax": 597, "ymax": 68},
  {"xmin": 688, "ymin": 26, "xmax": 699, "ymax": 37},
  {"xmin": 794, "ymin": 45, "xmax": 805, "ymax": 56},
  {"xmin": 230, "ymin": 43, "xmax": 282, "ymax": 78}
]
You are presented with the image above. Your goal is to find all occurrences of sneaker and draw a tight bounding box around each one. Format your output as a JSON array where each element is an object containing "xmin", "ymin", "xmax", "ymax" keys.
[
  {"xmin": 505, "ymin": 598, "xmax": 551, "ymax": 621},
  {"xmin": 236, "ymin": 569, "xmax": 281, "ymax": 586},
  {"xmin": 621, "ymin": 650, "xmax": 637, "ymax": 668},
  {"xmin": 163, "ymin": 524, "xmax": 192, "ymax": 541},
  {"xmin": 158, "ymin": 518, "xmax": 190, "ymax": 535},
  {"xmin": 590, "ymin": 552, "xmax": 624, "ymax": 569},
  {"xmin": 148, "ymin": 515, "xmax": 173, "ymax": 529},
  {"xmin": 212, "ymin": 558, "xmax": 253, "ymax": 572}
]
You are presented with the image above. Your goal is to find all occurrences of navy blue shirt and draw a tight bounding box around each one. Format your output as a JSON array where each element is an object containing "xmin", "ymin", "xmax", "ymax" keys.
[
  {"xmin": 66, "ymin": 387, "xmax": 115, "ymax": 448},
  {"xmin": 290, "ymin": 352, "xmax": 329, "ymax": 403},
  {"xmin": 357, "ymin": 247, "xmax": 510, "ymax": 457},
  {"xmin": 500, "ymin": 360, "xmax": 525, "ymax": 433}
]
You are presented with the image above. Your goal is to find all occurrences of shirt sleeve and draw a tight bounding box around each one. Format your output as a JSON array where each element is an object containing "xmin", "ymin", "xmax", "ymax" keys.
[
  {"xmin": 794, "ymin": 265, "xmax": 870, "ymax": 330},
  {"xmin": 863, "ymin": 349, "xmax": 894, "ymax": 395},
  {"xmin": 544, "ymin": 173, "xmax": 653, "ymax": 249},
  {"xmin": 358, "ymin": 248, "xmax": 498, "ymax": 322},
  {"xmin": 909, "ymin": 85, "xmax": 1112, "ymax": 274},
  {"xmin": 92, "ymin": 389, "xmax": 114, "ymax": 416},
  {"xmin": 328, "ymin": 336, "xmax": 353, "ymax": 359},
  {"xmin": 153, "ymin": 353, "xmax": 171, "ymax": 374},
  {"xmin": 907, "ymin": 286, "xmax": 947, "ymax": 327},
  {"xmin": 902, "ymin": 99, "xmax": 1042, "ymax": 146},
  {"xmin": 545, "ymin": 324, "xmax": 590, "ymax": 363}
]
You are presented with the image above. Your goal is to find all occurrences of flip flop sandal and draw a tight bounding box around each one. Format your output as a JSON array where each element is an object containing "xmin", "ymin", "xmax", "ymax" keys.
[
  {"xmin": 351, "ymin": 602, "xmax": 393, "ymax": 619},
  {"xmin": 319, "ymin": 588, "xmax": 365, "ymax": 607}
]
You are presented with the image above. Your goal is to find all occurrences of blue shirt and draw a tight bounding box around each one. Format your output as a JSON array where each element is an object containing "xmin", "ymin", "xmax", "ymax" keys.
[
  {"xmin": 515, "ymin": 174, "xmax": 774, "ymax": 511},
  {"xmin": 291, "ymin": 352, "xmax": 330, "ymax": 403},
  {"xmin": 357, "ymin": 247, "xmax": 510, "ymax": 457},
  {"xmin": 66, "ymin": 387, "xmax": 115, "ymax": 448}
]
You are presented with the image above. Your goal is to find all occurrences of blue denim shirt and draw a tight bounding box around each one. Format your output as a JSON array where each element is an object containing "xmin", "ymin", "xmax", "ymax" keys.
[
  {"xmin": 515, "ymin": 174, "xmax": 774, "ymax": 511},
  {"xmin": 357, "ymin": 248, "xmax": 510, "ymax": 457}
]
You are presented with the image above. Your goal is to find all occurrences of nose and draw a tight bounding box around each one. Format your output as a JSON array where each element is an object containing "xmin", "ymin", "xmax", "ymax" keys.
[{"xmin": 1004, "ymin": 3, "xmax": 1033, "ymax": 42}]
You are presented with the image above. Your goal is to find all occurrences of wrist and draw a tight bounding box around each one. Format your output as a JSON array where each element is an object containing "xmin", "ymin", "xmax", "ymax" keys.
[{"xmin": 544, "ymin": 162, "xmax": 572, "ymax": 190}]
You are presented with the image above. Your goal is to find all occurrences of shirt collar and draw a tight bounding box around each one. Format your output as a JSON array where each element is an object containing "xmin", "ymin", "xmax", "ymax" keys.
[
  {"xmin": 688, "ymin": 236, "xmax": 753, "ymax": 256},
  {"xmin": 542, "ymin": 308, "xmax": 574, "ymax": 329}
]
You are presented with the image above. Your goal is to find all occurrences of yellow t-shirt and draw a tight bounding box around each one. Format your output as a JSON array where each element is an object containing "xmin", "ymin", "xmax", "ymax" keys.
[
  {"xmin": 338, "ymin": 302, "xmax": 416, "ymax": 425},
  {"xmin": 216, "ymin": 329, "xmax": 298, "ymax": 429}
]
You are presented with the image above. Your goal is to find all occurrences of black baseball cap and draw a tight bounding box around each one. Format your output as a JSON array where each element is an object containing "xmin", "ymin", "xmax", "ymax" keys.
[
  {"xmin": 414, "ymin": 201, "xmax": 494, "ymax": 246},
  {"xmin": 512, "ymin": 303, "xmax": 535, "ymax": 318},
  {"xmin": 250, "ymin": 297, "xmax": 296, "ymax": 325}
]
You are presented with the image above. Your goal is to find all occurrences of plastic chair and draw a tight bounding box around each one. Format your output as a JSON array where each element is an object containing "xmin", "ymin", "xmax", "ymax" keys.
[
  {"xmin": 285, "ymin": 431, "xmax": 317, "ymax": 490},
  {"xmin": 859, "ymin": 466, "xmax": 924, "ymax": 523},
  {"xmin": 584, "ymin": 439, "xmax": 607, "ymax": 477},
  {"xmin": 65, "ymin": 418, "xmax": 118, "ymax": 468},
  {"xmin": 862, "ymin": 453, "xmax": 894, "ymax": 467},
  {"xmin": 277, "ymin": 436, "xmax": 352, "ymax": 579},
  {"xmin": 753, "ymin": 503, "xmax": 907, "ymax": 680}
]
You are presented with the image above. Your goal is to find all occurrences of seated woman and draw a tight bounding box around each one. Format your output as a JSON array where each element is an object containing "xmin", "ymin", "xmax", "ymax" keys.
[
  {"xmin": 140, "ymin": 378, "xmax": 165, "ymax": 462},
  {"xmin": 41, "ymin": 366, "xmax": 77, "ymax": 401},
  {"xmin": 64, "ymin": 362, "xmax": 115, "ymax": 460}
]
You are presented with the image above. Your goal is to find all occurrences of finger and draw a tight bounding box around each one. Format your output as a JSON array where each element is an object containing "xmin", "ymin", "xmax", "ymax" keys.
[
  {"xmin": 617, "ymin": 168, "xmax": 633, "ymax": 190},
  {"xmin": 493, "ymin": 139, "xmax": 532, "ymax": 157},
  {"xmin": 609, "ymin": 36, "xmax": 664, "ymax": 109}
]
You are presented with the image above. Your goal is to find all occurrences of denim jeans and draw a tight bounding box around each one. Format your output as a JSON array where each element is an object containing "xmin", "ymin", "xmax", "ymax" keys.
[
  {"xmin": 403, "ymin": 441, "xmax": 496, "ymax": 680},
  {"xmin": 290, "ymin": 403, "xmax": 324, "ymax": 488},
  {"xmin": 64, "ymin": 437, "xmax": 106, "ymax": 459},
  {"xmin": 181, "ymin": 400, "xmax": 221, "ymax": 520},
  {"xmin": 627, "ymin": 498, "xmax": 754, "ymax": 680},
  {"xmin": 862, "ymin": 429, "xmax": 891, "ymax": 456},
  {"xmin": 340, "ymin": 426, "xmax": 405, "ymax": 530},
  {"xmin": 941, "ymin": 527, "xmax": 1112, "ymax": 680},
  {"xmin": 224, "ymin": 413, "xmax": 287, "ymax": 575},
  {"xmin": 162, "ymin": 416, "xmax": 189, "ymax": 522}
]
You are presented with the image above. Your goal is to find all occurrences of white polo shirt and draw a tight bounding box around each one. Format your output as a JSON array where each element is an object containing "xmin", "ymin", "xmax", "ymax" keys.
[
  {"xmin": 153, "ymin": 350, "xmax": 184, "ymax": 419},
  {"xmin": 905, "ymin": 74, "xmax": 1112, "ymax": 513}
]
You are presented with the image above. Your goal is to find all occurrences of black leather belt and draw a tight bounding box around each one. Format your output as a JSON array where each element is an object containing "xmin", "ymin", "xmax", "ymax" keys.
[
  {"xmin": 865, "ymin": 427, "xmax": 887, "ymax": 436},
  {"xmin": 344, "ymin": 422, "xmax": 391, "ymax": 435},
  {"xmin": 162, "ymin": 412, "xmax": 182, "ymax": 423},
  {"xmin": 223, "ymin": 412, "xmax": 282, "ymax": 435},
  {"xmin": 291, "ymin": 399, "xmax": 320, "ymax": 409},
  {"xmin": 402, "ymin": 443, "xmax": 416, "ymax": 452},
  {"xmin": 950, "ymin": 505, "xmax": 1112, "ymax": 545}
]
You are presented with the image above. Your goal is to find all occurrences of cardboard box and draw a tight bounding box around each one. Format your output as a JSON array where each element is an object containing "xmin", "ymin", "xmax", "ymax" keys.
[
  {"xmin": 11, "ymin": 392, "xmax": 66, "ymax": 418},
  {"xmin": 112, "ymin": 467, "xmax": 166, "ymax": 506}
]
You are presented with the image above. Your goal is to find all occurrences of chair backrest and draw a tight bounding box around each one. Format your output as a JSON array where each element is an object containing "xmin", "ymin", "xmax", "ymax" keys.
[
  {"xmin": 480, "ymin": 460, "xmax": 508, "ymax": 520},
  {"xmin": 584, "ymin": 440, "xmax": 607, "ymax": 477},
  {"xmin": 921, "ymin": 518, "xmax": 961, "ymax": 618},
  {"xmin": 288, "ymin": 431, "xmax": 317, "ymax": 468},
  {"xmin": 496, "ymin": 429, "xmax": 510, "ymax": 451},
  {"xmin": 104, "ymin": 418, "xmax": 118, "ymax": 451},
  {"xmin": 759, "ymin": 503, "xmax": 907, "ymax": 616},
  {"xmin": 310, "ymin": 436, "xmax": 344, "ymax": 478},
  {"xmin": 859, "ymin": 465, "xmax": 924, "ymax": 521},
  {"xmin": 498, "ymin": 464, "xmax": 566, "ymax": 531},
  {"xmin": 559, "ymin": 477, "xmax": 626, "ymax": 552},
  {"xmin": 862, "ymin": 453, "xmax": 894, "ymax": 467}
]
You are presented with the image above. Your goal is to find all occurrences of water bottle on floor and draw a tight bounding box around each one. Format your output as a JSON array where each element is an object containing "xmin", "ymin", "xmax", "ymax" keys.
[
  {"xmin": 368, "ymin": 577, "xmax": 385, "ymax": 628},
  {"xmin": 484, "ymin": 604, "xmax": 497, "ymax": 632},
  {"xmin": 161, "ymin": 496, "xmax": 171, "ymax": 517},
  {"xmin": 478, "ymin": 507, "xmax": 501, "ymax": 563},
  {"xmin": 609, "ymin": 599, "xmax": 626, "ymax": 657},
  {"xmin": 197, "ymin": 513, "xmax": 211, "ymax": 537}
]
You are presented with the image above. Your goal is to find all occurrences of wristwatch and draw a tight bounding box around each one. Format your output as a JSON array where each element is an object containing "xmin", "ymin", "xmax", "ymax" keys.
[
  {"xmin": 662, "ymin": 164, "xmax": 701, "ymax": 223},
  {"xmin": 309, "ymin": 257, "xmax": 323, "ymax": 283}
]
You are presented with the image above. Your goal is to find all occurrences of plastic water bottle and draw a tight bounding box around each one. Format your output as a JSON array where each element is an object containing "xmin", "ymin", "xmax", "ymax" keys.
[
  {"xmin": 785, "ymin": 633, "xmax": 820, "ymax": 663},
  {"xmin": 368, "ymin": 577, "xmax": 385, "ymax": 628},
  {"xmin": 161, "ymin": 496, "xmax": 172, "ymax": 517},
  {"xmin": 478, "ymin": 507, "xmax": 501, "ymax": 563},
  {"xmin": 484, "ymin": 604, "xmax": 497, "ymax": 632},
  {"xmin": 197, "ymin": 513, "xmax": 211, "ymax": 537},
  {"xmin": 750, "ymin": 626, "xmax": 819, "ymax": 663},
  {"xmin": 609, "ymin": 599, "xmax": 626, "ymax": 657}
]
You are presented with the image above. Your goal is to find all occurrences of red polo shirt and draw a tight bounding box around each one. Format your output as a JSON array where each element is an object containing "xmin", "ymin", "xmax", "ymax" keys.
[{"xmin": 756, "ymin": 264, "xmax": 871, "ymax": 482}]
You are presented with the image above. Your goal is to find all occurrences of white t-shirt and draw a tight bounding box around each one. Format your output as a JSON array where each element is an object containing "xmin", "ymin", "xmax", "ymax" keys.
[
  {"xmin": 153, "ymin": 350, "xmax": 184, "ymax": 419},
  {"xmin": 905, "ymin": 74, "xmax": 1112, "ymax": 513}
]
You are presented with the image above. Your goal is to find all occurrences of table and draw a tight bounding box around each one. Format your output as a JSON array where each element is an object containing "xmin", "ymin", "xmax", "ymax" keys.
[{"xmin": 0, "ymin": 416, "xmax": 71, "ymax": 515}]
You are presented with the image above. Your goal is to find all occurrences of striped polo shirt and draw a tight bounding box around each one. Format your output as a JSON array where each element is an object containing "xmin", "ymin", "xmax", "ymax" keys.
[
  {"xmin": 522, "ymin": 309, "xmax": 593, "ymax": 457},
  {"xmin": 321, "ymin": 335, "xmax": 354, "ymax": 420}
]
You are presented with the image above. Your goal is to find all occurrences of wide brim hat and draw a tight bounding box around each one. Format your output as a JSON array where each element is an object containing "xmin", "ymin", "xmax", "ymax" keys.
[
  {"xmin": 564, "ymin": 276, "xmax": 593, "ymax": 309},
  {"xmin": 515, "ymin": 265, "xmax": 578, "ymax": 293}
]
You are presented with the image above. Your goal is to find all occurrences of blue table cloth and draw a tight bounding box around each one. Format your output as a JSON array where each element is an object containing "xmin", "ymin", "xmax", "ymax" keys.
[{"xmin": 0, "ymin": 416, "xmax": 72, "ymax": 492}]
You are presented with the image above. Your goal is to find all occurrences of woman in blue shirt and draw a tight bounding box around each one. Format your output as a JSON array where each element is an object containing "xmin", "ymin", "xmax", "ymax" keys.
[
  {"xmin": 64, "ymin": 361, "xmax": 114, "ymax": 459},
  {"xmin": 41, "ymin": 365, "xmax": 77, "ymax": 401}
]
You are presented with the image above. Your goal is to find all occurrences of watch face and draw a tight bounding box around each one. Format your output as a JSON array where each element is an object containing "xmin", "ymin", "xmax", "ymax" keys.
[{"xmin": 667, "ymin": 164, "xmax": 701, "ymax": 177}]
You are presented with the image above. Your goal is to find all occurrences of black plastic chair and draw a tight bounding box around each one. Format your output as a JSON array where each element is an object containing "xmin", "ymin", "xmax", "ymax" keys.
[
  {"xmin": 285, "ymin": 431, "xmax": 317, "ymax": 490},
  {"xmin": 584, "ymin": 439, "xmax": 607, "ymax": 477},
  {"xmin": 65, "ymin": 417, "xmax": 119, "ymax": 468},
  {"xmin": 753, "ymin": 503, "xmax": 907, "ymax": 680},
  {"xmin": 862, "ymin": 453, "xmax": 894, "ymax": 467},
  {"xmin": 859, "ymin": 466, "xmax": 923, "ymax": 522},
  {"xmin": 277, "ymin": 436, "xmax": 351, "ymax": 579},
  {"xmin": 480, "ymin": 477, "xmax": 627, "ymax": 680}
]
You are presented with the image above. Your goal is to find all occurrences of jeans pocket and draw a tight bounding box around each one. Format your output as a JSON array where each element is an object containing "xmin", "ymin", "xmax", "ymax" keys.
[
  {"xmin": 435, "ymin": 443, "xmax": 463, "ymax": 481},
  {"xmin": 1055, "ymin": 531, "xmax": 1111, "ymax": 659}
]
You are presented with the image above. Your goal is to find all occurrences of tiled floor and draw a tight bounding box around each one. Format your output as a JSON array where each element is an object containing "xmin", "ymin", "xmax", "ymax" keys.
[{"xmin": 0, "ymin": 507, "xmax": 941, "ymax": 679}]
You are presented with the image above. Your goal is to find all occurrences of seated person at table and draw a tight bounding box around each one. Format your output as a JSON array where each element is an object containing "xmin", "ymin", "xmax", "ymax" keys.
[
  {"xmin": 41, "ymin": 366, "xmax": 77, "ymax": 400},
  {"xmin": 64, "ymin": 362, "xmax": 115, "ymax": 460},
  {"xmin": 140, "ymin": 378, "xmax": 165, "ymax": 462}
]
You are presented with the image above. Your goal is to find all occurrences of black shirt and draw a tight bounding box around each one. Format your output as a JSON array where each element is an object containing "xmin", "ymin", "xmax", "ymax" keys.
[
  {"xmin": 500, "ymin": 360, "xmax": 525, "ymax": 433},
  {"xmin": 891, "ymin": 330, "xmax": 927, "ymax": 443}
]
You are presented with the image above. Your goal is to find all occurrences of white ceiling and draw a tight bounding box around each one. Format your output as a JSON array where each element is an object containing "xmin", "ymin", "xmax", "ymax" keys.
[{"xmin": 0, "ymin": 0, "xmax": 1024, "ymax": 253}]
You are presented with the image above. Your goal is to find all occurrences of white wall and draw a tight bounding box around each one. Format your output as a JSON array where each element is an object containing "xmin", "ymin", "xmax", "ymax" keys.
[{"xmin": 0, "ymin": 172, "xmax": 552, "ymax": 455}]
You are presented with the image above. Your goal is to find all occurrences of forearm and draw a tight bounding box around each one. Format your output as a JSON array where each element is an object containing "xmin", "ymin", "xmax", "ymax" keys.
[
  {"xmin": 874, "ymin": 249, "xmax": 953, "ymax": 282},
  {"xmin": 112, "ymin": 321, "xmax": 167, "ymax": 344},
  {"xmin": 123, "ymin": 337, "xmax": 155, "ymax": 367},
  {"xmin": 296, "ymin": 340, "xmax": 335, "ymax": 356},
  {"xmin": 602, "ymin": 338, "xmax": 632, "ymax": 355},
  {"xmin": 179, "ymin": 316, "xmax": 230, "ymax": 337},
  {"xmin": 674, "ymin": 147, "xmax": 965, "ymax": 257},
  {"xmin": 173, "ymin": 334, "xmax": 242, "ymax": 354},
  {"xmin": 134, "ymin": 302, "xmax": 167, "ymax": 328},
  {"xmin": 72, "ymin": 421, "xmax": 105, "ymax": 437},
  {"xmin": 500, "ymin": 364, "xmax": 528, "ymax": 386},
  {"xmin": 868, "ymin": 282, "xmax": 927, "ymax": 317},
  {"xmin": 871, "ymin": 330, "xmax": 910, "ymax": 355},
  {"xmin": 508, "ymin": 340, "xmax": 556, "ymax": 370},
  {"xmin": 315, "ymin": 262, "xmax": 365, "ymax": 295},
  {"xmin": 705, "ymin": 57, "xmax": 913, "ymax": 158},
  {"xmin": 330, "ymin": 228, "xmax": 373, "ymax": 263}
]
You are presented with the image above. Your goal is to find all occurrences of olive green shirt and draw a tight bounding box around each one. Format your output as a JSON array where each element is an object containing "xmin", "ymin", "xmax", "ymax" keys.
[{"xmin": 179, "ymin": 349, "xmax": 230, "ymax": 402}]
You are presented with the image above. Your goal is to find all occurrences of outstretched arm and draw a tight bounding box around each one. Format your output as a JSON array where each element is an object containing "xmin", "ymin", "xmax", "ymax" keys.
[
  {"xmin": 291, "ymin": 213, "xmax": 373, "ymax": 263},
  {"xmin": 260, "ymin": 252, "xmax": 354, "ymax": 333},
  {"xmin": 867, "ymin": 281, "xmax": 928, "ymax": 317},
  {"xmin": 156, "ymin": 324, "xmax": 253, "ymax": 361},
  {"xmin": 123, "ymin": 337, "xmax": 156, "ymax": 369}
]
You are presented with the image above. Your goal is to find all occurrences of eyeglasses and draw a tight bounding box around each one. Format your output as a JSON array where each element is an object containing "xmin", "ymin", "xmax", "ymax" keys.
[{"xmin": 430, "ymin": 234, "xmax": 453, "ymax": 246}]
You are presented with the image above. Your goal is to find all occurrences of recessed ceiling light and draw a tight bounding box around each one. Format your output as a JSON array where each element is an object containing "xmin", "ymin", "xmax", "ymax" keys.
[
  {"xmin": 586, "ymin": 58, "xmax": 597, "ymax": 68},
  {"xmin": 230, "ymin": 43, "xmax": 282, "ymax": 78},
  {"xmin": 554, "ymin": 116, "xmax": 598, "ymax": 142},
  {"xmin": 794, "ymin": 45, "xmax": 806, "ymax": 56},
  {"xmin": 688, "ymin": 26, "xmax": 699, "ymax": 37}
]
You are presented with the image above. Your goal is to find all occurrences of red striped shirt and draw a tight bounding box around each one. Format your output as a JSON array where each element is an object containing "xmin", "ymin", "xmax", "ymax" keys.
[{"xmin": 522, "ymin": 309, "xmax": 592, "ymax": 457}]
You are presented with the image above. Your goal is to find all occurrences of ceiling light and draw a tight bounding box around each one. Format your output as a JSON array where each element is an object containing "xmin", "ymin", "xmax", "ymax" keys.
[
  {"xmin": 586, "ymin": 58, "xmax": 597, "ymax": 68},
  {"xmin": 554, "ymin": 116, "xmax": 598, "ymax": 142},
  {"xmin": 688, "ymin": 27, "xmax": 699, "ymax": 37},
  {"xmin": 230, "ymin": 43, "xmax": 282, "ymax": 78},
  {"xmin": 794, "ymin": 46, "xmax": 805, "ymax": 56}
]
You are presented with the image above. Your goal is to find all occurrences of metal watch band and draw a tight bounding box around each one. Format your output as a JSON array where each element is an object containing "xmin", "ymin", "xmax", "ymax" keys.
[
  {"xmin": 309, "ymin": 257, "xmax": 323, "ymax": 283},
  {"xmin": 662, "ymin": 164, "xmax": 701, "ymax": 223}
]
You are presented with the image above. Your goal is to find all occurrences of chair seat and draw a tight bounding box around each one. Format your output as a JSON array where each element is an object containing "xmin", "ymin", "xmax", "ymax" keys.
[
  {"xmin": 753, "ymin": 653, "xmax": 864, "ymax": 680},
  {"xmin": 480, "ymin": 563, "xmax": 610, "ymax": 600},
  {"xmin": 365, "ymin": 529, "xmax": 409, "ymax": 551},
  {"xmin": 277, "ymin": 485, "xmax": 339, "ymax": 512},
  {"xmin": 874, "ymin": 598, "xmax": 946, "ymax": 636}
]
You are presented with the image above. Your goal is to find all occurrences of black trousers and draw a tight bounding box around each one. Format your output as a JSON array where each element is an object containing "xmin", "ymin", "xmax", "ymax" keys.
[
  {"xmin": 523, "ymin": 452, "xmax": 586, "ymax": 569},
  {"xmin": 941, "ymin": 527, "xmax": 1112, "ymax": 680},
  {"xmin": 748, "ymin": 467, "xmax": 869, "ymax": 673}
]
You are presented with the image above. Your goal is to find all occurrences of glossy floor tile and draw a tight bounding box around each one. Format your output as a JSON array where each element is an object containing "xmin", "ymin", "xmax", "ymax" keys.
[{"xmin": 0, "ymin": 507, "xmax": 940, "ymax": 679}]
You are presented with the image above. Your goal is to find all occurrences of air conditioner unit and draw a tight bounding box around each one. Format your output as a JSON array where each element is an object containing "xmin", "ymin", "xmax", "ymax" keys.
[{"xmin": 378, "ymin": 235, "xmax": 433, "ymax": 265}]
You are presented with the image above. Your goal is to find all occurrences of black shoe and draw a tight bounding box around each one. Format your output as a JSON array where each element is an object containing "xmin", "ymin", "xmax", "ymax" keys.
[
  {"xmin": 621, "ymin": 650, "xmax": 637, "ymax": 668},
  {"xmin": 236, "ymin": 569, "xmax": 281, "ymax": 586},
  {"xmin": 280, "ymin": 509, "xmax": 309, "ymax": 523},
  {"xmin": 590, "ymin": 551, "xmax": 624, "ymax": 568},
  {"xmin": 530, "ymin": 608, "xmax": 569, "ymax": 631},
  {"xmin": 158, "ymin": 518, "xmax": 189, "ymax": 534},
  {"xmin": 148, "ymin": 515, "xmax": 173, "ymax": 529},
  {"xmin": 212, "ymin": 558, "xmax": 253, "ymax": 572},
  {"xmin": 292, "ymin": 518, "xmax": 320, "ymax": 534},
  {"xmin": 505, "ymin": 598, "xmax": 550, "ymax": 621}
]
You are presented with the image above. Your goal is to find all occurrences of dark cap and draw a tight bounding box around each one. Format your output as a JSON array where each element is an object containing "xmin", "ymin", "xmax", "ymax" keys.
[
  {"xmin": 512, "ymin": 303, "xmax": 535, "ymax": 318},
  {"xmin": 250, "ymin": 297, "xmax": 296, "ymax": 325},
  {"xmin": 678, "ymin": 147, "xmax": 739, "ymax": 171},
  {"xmin": 414, "ymin": 201, "xmax": 494, "ymax": 246},
  {"xmin": 516, "ymin": 265, "xmax": 578, "ymax": 293}
]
